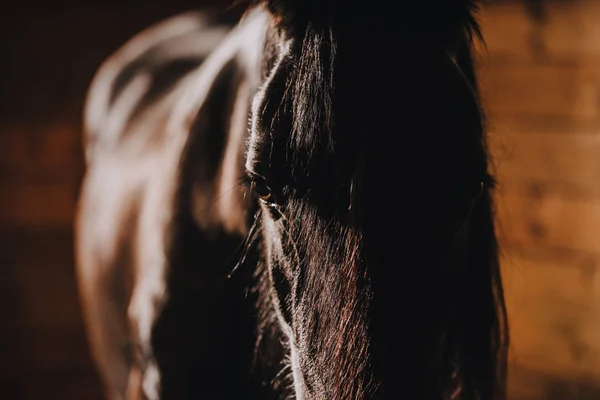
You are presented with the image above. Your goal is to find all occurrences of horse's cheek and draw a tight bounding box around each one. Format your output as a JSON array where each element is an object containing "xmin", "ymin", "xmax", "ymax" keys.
[{"xmin": 260, "ymin": 211, "xmax": 280, "ymax": 260}]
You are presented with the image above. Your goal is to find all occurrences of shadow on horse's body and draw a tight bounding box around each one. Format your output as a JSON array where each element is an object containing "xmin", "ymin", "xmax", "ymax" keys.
[
  {"xmin": 76, "ymin": 9, "xmax": 276, "ymax": 399},
  {"xmin": 76, "ymin": 2, "xmax": 508, "ymax": 399}
]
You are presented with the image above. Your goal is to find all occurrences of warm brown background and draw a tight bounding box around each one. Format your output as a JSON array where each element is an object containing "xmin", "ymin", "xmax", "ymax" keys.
[
  {"xmin": 2, "ymin": 0, "xmax": 599, "ymax": 399},
  {"xmin": 479, "ymin": 1, "xmax": 600, "ymax": 398}
]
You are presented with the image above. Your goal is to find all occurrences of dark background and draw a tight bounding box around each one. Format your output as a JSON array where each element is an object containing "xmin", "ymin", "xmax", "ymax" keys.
[{"xmin": 0, "ymin": 2, "xmax": 230, "ymax": 399}]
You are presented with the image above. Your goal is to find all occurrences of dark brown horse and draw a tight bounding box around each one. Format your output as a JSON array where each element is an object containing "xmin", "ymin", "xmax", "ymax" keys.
[{"xmin": 75, "ymin": 1, "xmax": 509, "ymax": 399}]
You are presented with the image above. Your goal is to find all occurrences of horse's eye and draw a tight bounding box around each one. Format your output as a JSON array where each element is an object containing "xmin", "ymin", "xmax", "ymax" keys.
[{"xmin": 252, "ymin": 180, "xmax": 272, "ymax": 202}]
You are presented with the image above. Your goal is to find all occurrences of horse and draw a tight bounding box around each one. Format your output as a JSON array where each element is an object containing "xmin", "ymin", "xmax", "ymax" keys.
[{"xmin": 75, "ymin": 1, "xmax": 509, "ymax": 399}]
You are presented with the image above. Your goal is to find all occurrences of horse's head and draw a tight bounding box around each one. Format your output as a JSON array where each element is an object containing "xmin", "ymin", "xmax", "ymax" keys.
[{"xmin": 243, "ymin": 1, "xmax": 508, "ymax": 398}]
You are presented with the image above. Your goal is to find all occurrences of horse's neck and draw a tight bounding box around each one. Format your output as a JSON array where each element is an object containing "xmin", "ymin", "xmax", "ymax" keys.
[{"xmin": 170, "ymin": 7, "xmax": 270, "ymax": 236}]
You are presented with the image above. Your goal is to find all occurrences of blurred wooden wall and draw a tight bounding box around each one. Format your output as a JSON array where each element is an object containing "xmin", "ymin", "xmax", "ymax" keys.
[
  {"xmin": 478, "ymin": 1, "xmax": 600, "ymax": 398},
  {"xmin": 0, "ymin": 2, "xmax": 222, "ymax": 399},
  {"xmin": 1, "ymin": 1, "xmax": 599, "ymax": 399}
]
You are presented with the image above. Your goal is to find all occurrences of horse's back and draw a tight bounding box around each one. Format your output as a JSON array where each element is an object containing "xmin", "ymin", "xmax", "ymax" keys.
[
  {"xmin": 77, "ymin": 9, "xmax": 238, "ymax": 267},
  {"xmin": 82, "ymin": 10, "xmax": 238, "ymax": 163},
  {"xmin": 75, "ymin": 9, "xmax": 243, "ymax": 400}
]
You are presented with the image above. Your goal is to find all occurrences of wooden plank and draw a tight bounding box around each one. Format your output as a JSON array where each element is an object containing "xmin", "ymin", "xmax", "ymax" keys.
[
  {"xmin": 486, "ymin": 120, "xmax": 600, "ymax": 254},
  {"xmin": 0, "ymin": 123, "xmax": 83, "ymax": 180},
  {"xmin": 477, "ymin": 2, "xmax": 534, "ymax": 65},
  {"xmin": 478, "ymin": 64, "xmax": 600, "ymax": 118},
  {"xmin": 488, "ymin": 114, "xmax": 600, "ymax": 136},
  {"xmin": 501, "ymin": 246, "xmax": 600, "ymax": 382},
  {"xmin": 507, "ymin": 363, "xmax": 600, "ymax": 400},
  {"xmin": 478, "ymin": 1, "xmax": 600, "ymax": 65},
  {"xmin": 22, "ymin": 329, "xmax": 95, "ymax": 370},
  {"xmin": 16, "ymin": 266, "xmax": 85, "ymax": 330},
  {"xmin": 20, "ymin": 369, "xmax": 103, "ymax": 400},
  {"xmin": 487, "ymin": 121, "xmax": 600, "ymax": 201},
  {"xmin": 495, "ymin": 189, "xmax": 600, "ymax": 254},
  {"xmin": 0, "ymin": 180, "xmax": 78, "ymax": 229},
  {"xmin": 1, "ymin": 228, "xmax": 103, "ymax": 397},
  {"xmin": 3, "ymin": 230, "xmax": 82, "ymax": 330}
]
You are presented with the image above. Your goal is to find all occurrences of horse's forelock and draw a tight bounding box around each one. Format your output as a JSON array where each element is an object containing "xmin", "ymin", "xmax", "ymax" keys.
[
  {"xmin": 258, "ymin": 2, "xmax": 485, "ymax": 167},
  {"xmin": 287, "ymin": 25, "xmax": 336, "ymax": 158}
]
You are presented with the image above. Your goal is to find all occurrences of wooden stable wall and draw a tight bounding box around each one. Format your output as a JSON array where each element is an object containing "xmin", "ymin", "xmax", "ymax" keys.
[
  {"xmin": 0, "ymin": 2, "xmax": 220, "ymax": 399},
  {"xmin": 1, "ymin": 1, "xmax": 599, "ymax": 399},
  {"xmin": 479, "ymin": 1, "xmax": 600, "ymax": 398}
]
